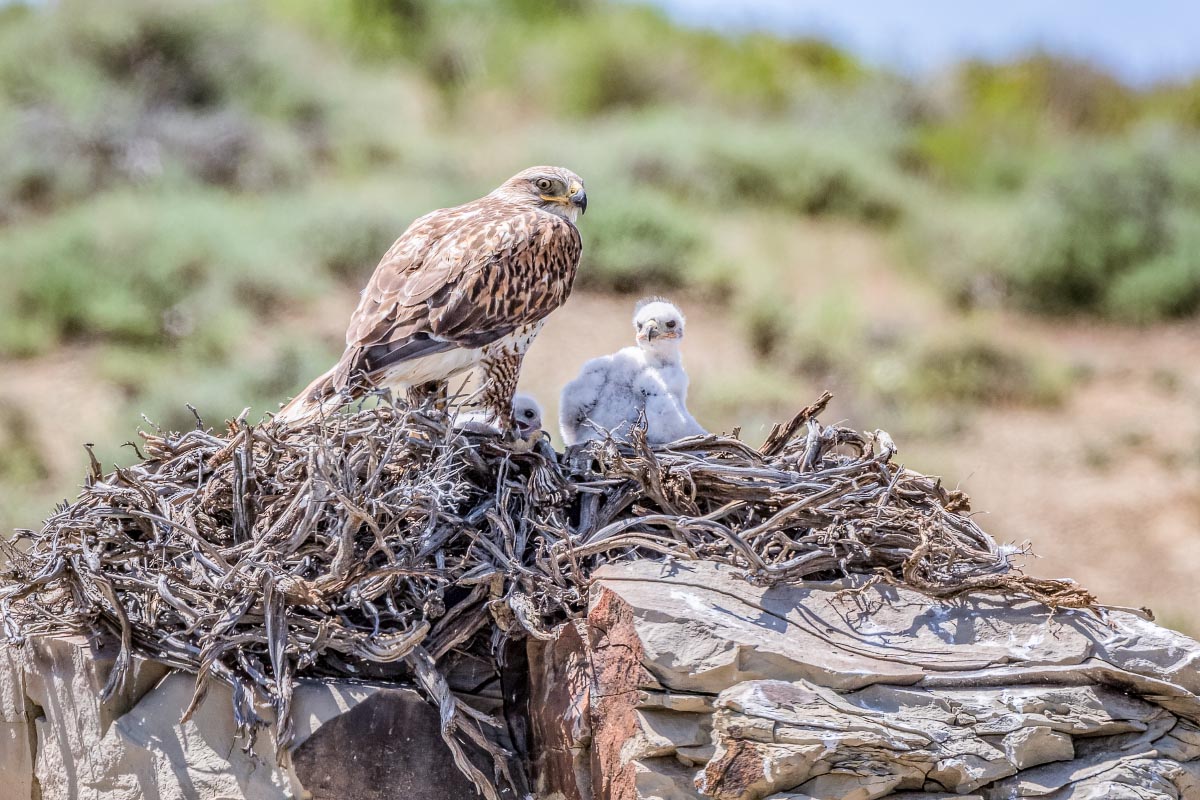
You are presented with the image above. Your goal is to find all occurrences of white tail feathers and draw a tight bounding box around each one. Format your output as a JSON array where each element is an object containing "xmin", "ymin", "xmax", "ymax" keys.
[{"xmin": 275, "ymin": 367, "xmax": 342, "ymax": 423}]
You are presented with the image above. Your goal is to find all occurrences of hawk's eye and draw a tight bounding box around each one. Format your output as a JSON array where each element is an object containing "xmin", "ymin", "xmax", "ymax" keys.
[
  {"xmin": 535, "ymin": 178, "xmax": 553, "ymax": 192},
  {"xmin": 666, "ymin": 320, "xmax": 677, "ymax": 328},
  {"xmin": 524, "ymin": 409, "xmax": 536, "ymax": 419}
]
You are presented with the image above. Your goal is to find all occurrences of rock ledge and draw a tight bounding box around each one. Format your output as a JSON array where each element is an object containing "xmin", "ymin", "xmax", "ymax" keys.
[{"xmin": 529, "ymin": 561, "xmax": 1200, "ymax": 800}]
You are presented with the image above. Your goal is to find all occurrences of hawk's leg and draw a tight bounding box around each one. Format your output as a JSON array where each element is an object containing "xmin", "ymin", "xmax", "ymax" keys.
[
  {"xmin": 478, "ymin": 350, "xmax": 522, "ymax": 437},
  {"xmin": 405, "ymin": 380, "xmax": 449, "ymax": 411}
]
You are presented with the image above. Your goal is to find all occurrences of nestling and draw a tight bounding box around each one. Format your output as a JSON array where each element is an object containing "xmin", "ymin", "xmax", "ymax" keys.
[
  {"xmin": 559, "ymin": 297, "xmax": 706, "ymax": 446},
  {"xmin": 455, "ymin": 393, "xmax": 543, "ymax": 437}
]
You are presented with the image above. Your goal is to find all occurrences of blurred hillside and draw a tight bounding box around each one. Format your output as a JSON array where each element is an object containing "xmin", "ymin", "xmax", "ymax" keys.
[{"xmin": 0, "ymin": 0, "xmax": 1198, "ymax": 632}]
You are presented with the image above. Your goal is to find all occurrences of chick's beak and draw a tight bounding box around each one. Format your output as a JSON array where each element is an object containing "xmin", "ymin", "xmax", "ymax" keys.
[
  {"xmin": 644, "ymin": 321, "xmax": 660, "ymax": 341},
  {"xmin": 569, "ymin": 185, "xmax": 587, "ymax": 215}
]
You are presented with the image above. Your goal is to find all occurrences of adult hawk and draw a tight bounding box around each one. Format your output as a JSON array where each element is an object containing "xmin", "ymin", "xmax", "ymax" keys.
[{"xmin": 278, "ymin": 166, "xmax": 586, "ymax": 431}]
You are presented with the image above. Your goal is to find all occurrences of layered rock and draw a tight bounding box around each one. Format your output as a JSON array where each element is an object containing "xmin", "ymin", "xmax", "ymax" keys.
[
  {"xmin": 530, "ymin": 561, "xmax": 1200, "ymax": 800},
  {"xmin": 0, "ymin": 634, "xmax": 511, "ymax": 800}
]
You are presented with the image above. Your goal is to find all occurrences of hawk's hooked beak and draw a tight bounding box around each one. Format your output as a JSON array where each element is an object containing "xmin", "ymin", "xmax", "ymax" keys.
[
  {"xmin": 642, "ymin": 321, "xmax": 660, "ymax": 342},
  {"xmin": 569, "ymin": 183, "xmax": 587, "ymax": 215}
]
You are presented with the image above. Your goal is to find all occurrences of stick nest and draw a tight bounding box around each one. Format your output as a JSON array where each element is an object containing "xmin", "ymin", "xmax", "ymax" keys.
[{"xmin": 0, "ymin": 392, "xmax": 1095, "ymax": 798}]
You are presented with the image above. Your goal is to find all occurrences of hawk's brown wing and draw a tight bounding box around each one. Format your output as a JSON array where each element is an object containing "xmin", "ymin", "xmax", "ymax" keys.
[{"xmin": 338, "ymin": 197, "xmax": 582, "ymax": 384}]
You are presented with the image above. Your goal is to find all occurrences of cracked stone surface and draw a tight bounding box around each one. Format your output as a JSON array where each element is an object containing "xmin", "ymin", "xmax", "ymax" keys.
[
  {"xmin": 0, "ymin": 634, "xmax": 508, "ymax": 800},
  {"xmin": 530, "ymin": 560, "xmax": 1200, "ymax": 800}
]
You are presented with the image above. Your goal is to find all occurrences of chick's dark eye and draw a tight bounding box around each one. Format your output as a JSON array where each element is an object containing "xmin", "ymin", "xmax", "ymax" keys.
[
  {"xmin": 524, "ymin": 410, "xmax": 535, "ymax": 419},
  {"xmin": 666, "ymin": 320, "xmax": 677, "ymax": 328},
  {"xmin": 535, "ymin": 178, "xmax": 552, "ymax": 191}
]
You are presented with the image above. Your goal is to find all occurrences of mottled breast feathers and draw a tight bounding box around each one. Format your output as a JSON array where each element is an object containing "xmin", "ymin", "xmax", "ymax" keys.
[{"xmin": 341, "ymin": 199, "xmax": 582, "ymax": 382}]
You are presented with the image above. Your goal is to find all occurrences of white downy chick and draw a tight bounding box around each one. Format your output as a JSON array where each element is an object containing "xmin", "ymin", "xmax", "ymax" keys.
[
  {"xmin": 559, "ymin": 297, "xmax": 705, "ymax": 446},
  {"xmin": 455, "ymin": 393, "xmax": 543, "ymax": 437}
]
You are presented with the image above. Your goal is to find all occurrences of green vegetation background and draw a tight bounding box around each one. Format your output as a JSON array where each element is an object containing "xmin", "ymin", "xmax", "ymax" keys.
[{"xmin": 1, "ymin": 0, "xmax": 1199, "ymax": 628}]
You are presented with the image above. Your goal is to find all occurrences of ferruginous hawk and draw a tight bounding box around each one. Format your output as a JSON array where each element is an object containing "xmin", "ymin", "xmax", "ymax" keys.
[
  {"xmin": 277, "ymin": 167, "xmax": 586, "ymax": 432},
  {"xmin": 559, "ymin": 297, "xmax": 706, "ymax": 446}
]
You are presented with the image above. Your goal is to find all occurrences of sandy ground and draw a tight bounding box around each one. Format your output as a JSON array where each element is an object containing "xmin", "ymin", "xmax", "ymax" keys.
[{"xmin": 916, "ymin": 325, "xmax": 1200, "ymax": 633}]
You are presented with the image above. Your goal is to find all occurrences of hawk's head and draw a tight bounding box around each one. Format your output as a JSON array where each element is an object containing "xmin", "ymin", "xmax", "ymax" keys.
[
  {"xmin": 633, "ymin": 297, "xmax": 686, "ymax": 360},
  {"xmin": 494, "ymin": 166, "xmax": 587, "ymax": 223},
  {"xmin": 512, "ymin": 393, "xmax": 543, "ymax": 437}
]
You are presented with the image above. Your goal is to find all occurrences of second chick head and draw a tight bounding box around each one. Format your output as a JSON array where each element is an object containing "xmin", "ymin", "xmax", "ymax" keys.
[{"xmin": 512, "ymin": 393, "xmax": 543, "ymax": 437}]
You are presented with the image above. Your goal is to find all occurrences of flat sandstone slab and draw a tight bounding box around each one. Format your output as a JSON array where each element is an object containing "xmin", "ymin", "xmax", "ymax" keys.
[
  {"xmin": 528, "ymin": 560, "xmax": 1200, "ymax": 800},
  {"xmin": 591, "ymin": 560, "xmax": 1200, "ymax": 702}
]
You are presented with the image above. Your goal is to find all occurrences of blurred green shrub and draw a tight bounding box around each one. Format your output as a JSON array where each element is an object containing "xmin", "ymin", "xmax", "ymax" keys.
[
  {"xmin": 900, "ymin": 196, "xmax": 1017, "ymax": 311},
  {"xmin": 0, "ymin": 401, "xmax": 50, "ymax": 485},
  {"xmin": 615, "ymin": 117, "xmax": 911, "ymax": 225},
  {"xmin": 292, "ymin": 194, "xmax": 406, "ymax": 283},
  {"xmin": 0, "ymin": 191, "xmax": 289, "ymax": 354},
  {"xmin": 0, "ymin": 185, "xmax": 415, "ymax": 357},
  {"xmin": 904, "ymin": 122, "xmax": 1033, "ymax": 192},
  {"xmin": 746, "ymin": 291, "xmax": 1071, "ymax": 410},
  {"xmin": 956, "ymin": 55, "xmax": 1139, "ymax": 134},
  {"xmin": 0, "ymin": 0, "xmax": 423, "ymax": 221},
  {"xmin": 741, "ymin": 292, "xmax": 795, "ymax": 359},
  {"xmin": 737, "ymin": 287, "xmax": 868, "ymax": 381},
  {"xmin": 576, "ymin": 184, "xmax": 703, "ymax": 292},
  {"xmin": 891, "ymin": 336, "xmax": 1072, "ymax": 407},
  {"xmin": 904, "ymin": 55, "xmax": 1141, "ymax": 192},
  {"xmin": 280, "ymin": 0, "xmax": 865, "ymax": 116},
  {"xmin": 1148, "ymin": 78, "xmax": 1200, "ymax": 130},
  {"xmin": 910, "ymin": 142, "xmax": 1200, "ymax": 322},
  {"xmin": 1105, "ymin": 213, "xmax": 1200, "ymax": 322},
  {"xmin": 784, "ymin": 290, "xmax": 867, "ymax": 376},
  {"xmin": 704, "ymin": 140, "xmax": 904, "ymax": 224},
  {"xmin": 1005, "ymin": 149, "xmax": 1172, "ymax": 314},
  {"xmin": 533, "ymin": 7, "xmax": 691, "ymax": 116}
]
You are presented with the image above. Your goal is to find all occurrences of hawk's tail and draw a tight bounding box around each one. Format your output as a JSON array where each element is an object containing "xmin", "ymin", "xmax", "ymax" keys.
[{"xmin": 275, "ymin": 363, "xmax": 350, "ymax": 424}]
